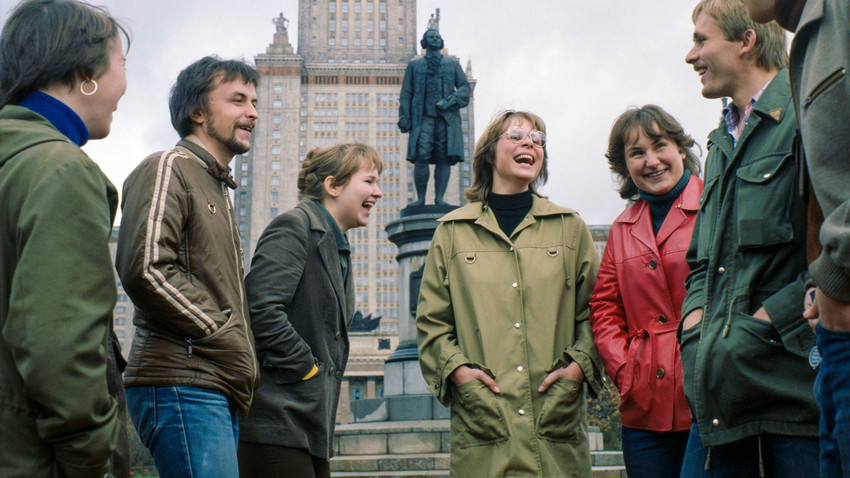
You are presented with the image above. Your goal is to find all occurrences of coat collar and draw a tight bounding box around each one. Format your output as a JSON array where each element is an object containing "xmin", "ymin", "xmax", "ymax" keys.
[
  {"xmin": 174, "ymin": 135, "xmax": 238, "ymax": 189},
  {"xmin": 792, "ymin": 0, "xmax": 822, "ymax": 35},
  {"xmin": 616, "ymin": 175, "xmax": 702, "ymax": 250},
  {"xmin": 440, "ymin": 194, "xmax": 575, "ymax": 223},
  {"xmin": 296, "ymin": 200, "xmax": 349, "ymax": 322}
]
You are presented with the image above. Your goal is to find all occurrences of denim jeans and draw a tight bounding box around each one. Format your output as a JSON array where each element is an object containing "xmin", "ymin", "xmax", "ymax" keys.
[
  {"xmin": 621, "ymin": 426, "xmax": 689, "ymax": 478},
  {"xmin": 815, "ymin": 323, "xmax": 850, "ymax": 477},
  {"xmin": 125, "ymin": 386, "xmax": 239, "ymax": 478},
  {"xmin": 679, "ymin": 422, "xmax": 818, "ymax": 477}
]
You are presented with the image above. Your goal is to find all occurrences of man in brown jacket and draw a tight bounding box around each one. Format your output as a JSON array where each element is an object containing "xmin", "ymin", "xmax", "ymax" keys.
[{"xmin": 116, "ymin": 56, "xmax": 260, "ymax": 478}]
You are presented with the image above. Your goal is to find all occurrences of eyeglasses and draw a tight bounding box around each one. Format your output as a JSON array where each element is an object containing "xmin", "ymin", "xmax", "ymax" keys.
[{"xmin": 499, "ymin": 127, "xmax": 546, "ymax": 148}]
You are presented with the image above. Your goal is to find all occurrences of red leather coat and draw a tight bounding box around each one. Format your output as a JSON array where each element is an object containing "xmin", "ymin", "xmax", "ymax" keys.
[{"xmin": 590, "ymin": 175, "xmax": 702, "ymax": 432}]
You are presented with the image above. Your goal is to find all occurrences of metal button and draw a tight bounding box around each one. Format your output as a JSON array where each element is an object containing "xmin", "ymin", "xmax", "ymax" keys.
[
  {"xmin": 512, "ymin": 282, "xmax": 518, "ymax": 288},
  {"xmin": 656, "ymin": 368, "xmax": 665, "ymax": 379},
  {"xmin": 649, "ymin": 260, "xmax": 657, "ymax": 269},
  {"xmin": 516, "ymin": 365, "xmax": 523, "ymax": 372},
  {"xmin": 712, "ymin": 418, "xmax": 720, "ymax": 427},
  {"xmin": 718, "ymin": 266, "xmax": 725, "ymax": 274},
  {"xmin": 518, "ymin": 409, "xmax": 525, "ymax": 415},
  {"xmin": 659, "ymin": 315, "xmax": 667, "ymax": 324},
  {"xmin": 509, "ymin": 246, "xmax": 514, "ymax": 251},
  {"xmin": 514, "ymin": 323, "xmax": 521, "ymax": 329},
  {"xmin": 335, "ymin": 371, "xmax": 342, "ymax": 379},
  {"xmin": 335, "ymin": 331, "xmax": 341, "ymax": 339},
  {"xmin": 763, "ymin": 173, "xmax": 771, "ymax": 179}
]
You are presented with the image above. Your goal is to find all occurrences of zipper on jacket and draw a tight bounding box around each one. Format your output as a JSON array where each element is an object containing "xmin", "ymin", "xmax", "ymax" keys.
[
  {"xmin": 804, "ymin": 67, "xmax": 845, "ymax": 108},
  {"xmin": 186, "ymin": 338, "xmax": 193, "ymax": 357},
  {"xmin": 221, "ymin": 183, "xmax": 259, "ymax": 389}
]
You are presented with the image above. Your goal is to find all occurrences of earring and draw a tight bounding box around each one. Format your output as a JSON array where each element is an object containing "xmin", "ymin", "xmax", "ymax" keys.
[{"xmin": 80, "ymin": 79, "xmax": 98, "ymax": 96}]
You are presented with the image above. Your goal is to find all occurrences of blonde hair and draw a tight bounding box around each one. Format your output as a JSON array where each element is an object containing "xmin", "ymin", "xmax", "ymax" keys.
[
  {"xmin": 297, "ymin": 142, "xmax": 383, "ymax": 201},
  {"xmin": 692, "ymin": 0, "xmax": 788, "ymax": 71},
  {"xmin": 465, "ymin": 110, "xmax": 548, "ymax": 203}
]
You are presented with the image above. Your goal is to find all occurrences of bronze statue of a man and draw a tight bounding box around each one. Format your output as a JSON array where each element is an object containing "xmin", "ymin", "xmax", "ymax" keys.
[{"xmin": 398, "ymin": 29, "xmax": 470, "ymax": 206}]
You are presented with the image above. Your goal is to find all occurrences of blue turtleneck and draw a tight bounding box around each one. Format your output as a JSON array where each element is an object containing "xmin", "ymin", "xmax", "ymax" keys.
[
  {"xmin": 638, "ymin": 170, "xmax": 691, "ymax": 235},
  {"xmin": 18, "ymin": 91, "xmax": 89, "ymax": 146}
]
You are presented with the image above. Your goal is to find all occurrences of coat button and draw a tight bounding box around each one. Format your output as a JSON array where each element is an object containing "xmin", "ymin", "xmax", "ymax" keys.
[
  {"xmin": 712, "ymin": 418, "xmax": 720, "ymax": 427},
  {"xmin": 656, "ymin": 368, "xmax": 665, "ymax": 379},
  {"xmin": 649, "ymin": 260, "xmax": 657, "ymax": 269},
  {"xmin": 518, "ymin": 409, "xmax": 525, "ymax": 415},
  {"xmin": 516, "ymin": 365, "xmax": 523, "ymax": 372},
  {"xmin": 335, "ymin": 371, "xmax": 342, "ymax": 379},
  {"xmin": 718, "ymin": 266, "xmax": 725, "ymax": 274},
  {"xmin": 509, "ymin": 246, "xmax": 514, "ymax": 251},
  {"xmin": 659, "ymin": 315, "xmax": 667, "ymax": 323},
  {"xmin": 511, "ymin": 282, "xmax": 518, "ymax": 288},
  {"xmin": 335, "ymin": 331, "xmax": 341, "ymax": 339},
  {"xmin": 514, "ymin": 323, "xmax": 521, "ymax": 329}
]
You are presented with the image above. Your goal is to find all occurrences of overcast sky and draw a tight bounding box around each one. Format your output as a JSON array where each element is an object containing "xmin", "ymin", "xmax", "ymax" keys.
[{"xmin": 2, "ymin": 0, "xmax": 735, "ymax": 225}]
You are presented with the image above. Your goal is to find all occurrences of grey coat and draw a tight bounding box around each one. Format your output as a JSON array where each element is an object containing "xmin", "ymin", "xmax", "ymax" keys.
[
  {"xmin": 398, "ymin": 54, "xmax": 470, "ymax": 164},
  {"xmin": 239, "ymin": 200, "xmax": 354, "ymax": 459}
]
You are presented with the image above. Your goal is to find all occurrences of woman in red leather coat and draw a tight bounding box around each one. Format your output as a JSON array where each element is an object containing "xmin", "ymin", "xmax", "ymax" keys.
[{"xmin": 590, "ymin": 105, "xmax": 703, "ymax": 478}]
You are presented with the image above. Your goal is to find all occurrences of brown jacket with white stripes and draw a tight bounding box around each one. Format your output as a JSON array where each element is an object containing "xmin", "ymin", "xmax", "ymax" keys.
[{"xmin": 116, "ymin": 136, "xmax": 259, "ymax": 414}]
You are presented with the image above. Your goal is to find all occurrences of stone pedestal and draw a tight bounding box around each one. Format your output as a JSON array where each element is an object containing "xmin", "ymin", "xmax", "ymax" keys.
[{"xmin": 350, "ymin": 205, "xmax": 455, "ymax": 423}]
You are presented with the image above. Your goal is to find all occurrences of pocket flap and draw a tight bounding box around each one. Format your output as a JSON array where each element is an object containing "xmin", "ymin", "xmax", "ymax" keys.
[{"xmin": 736, "ymin": 154, "xmax": 790, "ymax": 183}]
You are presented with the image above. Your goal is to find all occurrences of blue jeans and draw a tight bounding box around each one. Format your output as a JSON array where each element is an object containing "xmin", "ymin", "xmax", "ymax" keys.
[
  {"xmin": 621, "ymin": 426, "xmax": 689, "ymax": 478},
  {"xmin": 126, "ymin": 386, "xmax": 239, "ymax": 478},
  {"xmin": 680, "ymin": 422, "xmax": 818, "ymax": 477},
  {"xmin": 815, "ymin": 323, "xmax": 850, "ymax": 477}
]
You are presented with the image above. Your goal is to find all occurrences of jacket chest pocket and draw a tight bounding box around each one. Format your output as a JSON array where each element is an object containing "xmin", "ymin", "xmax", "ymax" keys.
[{"xmin": 734, "ymin": 153, "xmax": 796, "ymax": 249}]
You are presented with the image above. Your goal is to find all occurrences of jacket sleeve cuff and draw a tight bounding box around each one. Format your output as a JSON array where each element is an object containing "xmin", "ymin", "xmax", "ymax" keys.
[
  {"xmin": 681, "ymin": 292, "xmax": 704, "ymax": 320},
  {"xmin": 563, "ymin": 348, "xmax": 603, "ymax": 398},
  {"xmin": 430, "ymin": 352, "xmax": 474, "ymax": 406},
  {"xmin": 810, "ymin": 252, "xmax": 850, "ymax": 303},
  {"xmin": 763, "ymin": 273, "xmax": 816, "ymax": 358}
]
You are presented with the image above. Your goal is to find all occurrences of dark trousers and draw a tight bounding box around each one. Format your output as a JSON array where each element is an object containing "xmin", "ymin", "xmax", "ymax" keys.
[
  {"xmin": 415, "ymin": 115, "xmax": 448, "ymax": 164},
  {"xmin": 238, "ymin": 442, "xmax": 330, "ymax": 478},
  {"xmin": 621, "ymin": 426, "xmax": 689, "ymax": 478}
]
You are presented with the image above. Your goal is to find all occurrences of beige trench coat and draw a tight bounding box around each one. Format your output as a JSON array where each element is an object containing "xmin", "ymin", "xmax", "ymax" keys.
[{"xmin": 417, "ymin": 196, "xmax": 603, "ymax": 478}]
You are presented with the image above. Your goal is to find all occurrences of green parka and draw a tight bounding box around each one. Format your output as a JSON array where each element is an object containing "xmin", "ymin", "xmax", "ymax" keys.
[
  {"xmin": 0, "ymin": 106, "xmax": 121, "ymax": 477},
  {"xmin": 680, "ymin": 70, "xmax": 819, "ymax": 447},
  {"xmin": 417, "ymin": 196, "xmax": 603, "ymax": 478}
]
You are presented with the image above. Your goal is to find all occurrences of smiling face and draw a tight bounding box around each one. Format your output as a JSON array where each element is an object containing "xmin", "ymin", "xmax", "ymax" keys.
[
  {"xmin": 685, "ymin": 12, "xmax": 743, "ymax": 99},
  {"xmin": 491, "ymin": 117, "xmax": 545, "ymax": 194},
  {"xmin": 624, "ymin": 125, "xmax": 686, "ymax": 196},
  {"xmin": 193, "ymin": 76, "xmax": 258, "ymax": 164},
  {"xmin": 324, "ymin": 158, "xmax": 383, "ymax": 232},
  {"xmin": 85, "ymin": 35, "xmax": 127, "ymax": 139}
]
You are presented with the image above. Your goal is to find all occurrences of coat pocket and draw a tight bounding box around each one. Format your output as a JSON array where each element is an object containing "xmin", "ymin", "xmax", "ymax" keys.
[
  {"xmin": 450, "ymin": 380, "xmax": 508, "ymax": 449},
  {"xmin": 735, "ymin": 153, "xmax": 796, "ymax": 249},
  {"xmin": 536, "ymin": 378, "xmax": 584, "ymax": 444}
]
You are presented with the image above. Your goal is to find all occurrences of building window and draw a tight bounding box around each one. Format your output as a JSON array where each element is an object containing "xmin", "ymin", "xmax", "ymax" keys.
[
  {"xmin": 367, "ymin": 1, "xmax": 373, "ymax": 13},
  {"xmin": 367, "ymin": 38, "xmax": 373, "ymax": 47},
  {"xmin": 342, "ymin": 1, "xmax": 348, "ymax": 13},
  {"xmin": 270, "ymin": 208, "xmax": 278, "ymax": 217},
  {"xmin": 380, "ymin": 1, "xmax": 386, "ymax": 14},
  {"xmin": 274, "ymin": 84, "xmax": 283, "ymax": 94},
  {"xmin": 271, "ymin": 176, "xmax": 280, "ymax": 186},
  {"xmin": 240, "ymin": 177, "xmax": 248, "ymax": 186},
  {"xmin": 241, "ymin": 162, "xmax": 248, "ymax": 171},
  {"xmin": 271, "ymin": 160, "xmax": 280, "ymax": 170},
  {"xmin": 329, "ymin": 20, "xmax": 335, "ymax": 32},
  {"xmin": 380, "ymin": 38, "xmax": 386, "ymax": 47},
  {"xmin": 272, "ymin": 145, "xmax": 280, "ymax": 155},
  {"xmin": 300, "ymin": 107, "xmax": 306, "ymax": 116},
  {"xmin": 273, "ymin": 114, "xmax": 281, "ymax": 124},
  {"xmin": 368, "ymin": 20, "xmax": 374, "ymax": 32},
  {"xmin": 341, "ymin": 38, "xmax": 348, "ymax": 47},
  {"xmin": 330, "ymin": 2, "xmax": 335, "ymax": 12},
  {"xmin": 273, "ymin": 129, "xmax": 281, "ymax": 139},
  {"xmin": 398, "ymin": 36, "xmax": 403, "ymax": 44},
  {"xmin": 239, "ymin": 206, "xmax": 247, "ymax": 216},
  {"xmin": 380, "ymin": 20, "xmax": 386, "ymax": 32},
  {"xmin": 301, "ymin": 92, "xmax": 307, "ymax": 102},
  {"xmin": 354, "ymin": 38, "xmax": 361, "ymax": 47},
  {"xmin": 355, "ymin": 20, "xmax": 360, "ymax": 32},
  {"xmin": 271, "ymin": 191, "xmax": 278, "ymax": 202},
  {"xmin": 299, "ymin": 137, "xmax": 306, "ymax": 147},
  {"xmin": 273, "ymin": 99, "xmax": 282, "ymax": 109},
  {"xmin": 329, "ymin": 37, "xmax": 335, "ymax": 47},
  {"xmin": 300, "ymin": 122, "xmax": 307, "ymax": 132},
  {"xmin": 354, "ymin": 0, "xmax": 361, "ymax": 13},
  {"xmin": 342, "ymin": 20, "xmax": 348, "ymax": 32}
]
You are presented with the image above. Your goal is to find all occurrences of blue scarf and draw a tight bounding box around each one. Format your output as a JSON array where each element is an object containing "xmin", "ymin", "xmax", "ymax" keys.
[{"xmin": 18, "ymin": 91, "xmax": 89, "ymax": 146}]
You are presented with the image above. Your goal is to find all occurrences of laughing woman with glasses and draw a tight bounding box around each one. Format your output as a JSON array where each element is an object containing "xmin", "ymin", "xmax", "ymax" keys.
[{"xmin": 416, "ymin": 110, "xmax": 604, "ymax": 477}]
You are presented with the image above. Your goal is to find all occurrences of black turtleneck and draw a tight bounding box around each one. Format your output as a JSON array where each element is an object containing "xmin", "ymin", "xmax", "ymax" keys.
[{"xmin": 488, "ymin": 189, "xmax": 533, "ymax": 238}]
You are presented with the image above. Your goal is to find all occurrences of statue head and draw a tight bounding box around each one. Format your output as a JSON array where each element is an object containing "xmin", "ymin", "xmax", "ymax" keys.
[{"xmin": 420, "ymin": 29, "xmax": 444, "ymax": 51}]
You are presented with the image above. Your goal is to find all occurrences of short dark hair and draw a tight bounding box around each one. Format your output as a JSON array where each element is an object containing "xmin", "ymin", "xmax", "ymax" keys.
[
  {"xmin": 168, "ymin": 56, "xmax": 260, "ymax": 138},
  {"xmin": 465, "ymin": 110, "xmax": 549, "ymax": 203},
  {"xmin": 419, "ymin": 29, "xmax": 444, "ymax": 50},
  {"xmin": 605, "ymin": 105, "xmax": 701, "ymax": 200},
  {"xmin": 0, "ymin": 0, "xmax": 129, "ymax": 108}
]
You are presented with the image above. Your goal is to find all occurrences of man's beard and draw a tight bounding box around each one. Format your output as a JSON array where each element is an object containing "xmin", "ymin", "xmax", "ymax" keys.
[{"xmin": 207, "ymin": 121, "xmax": 251, "ymax": 155}]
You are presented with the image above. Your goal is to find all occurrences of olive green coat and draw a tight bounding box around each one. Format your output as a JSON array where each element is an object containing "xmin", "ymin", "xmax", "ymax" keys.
[{"xmin": 417, "ymin": 196, "xmax": 603, "ymax": 478}]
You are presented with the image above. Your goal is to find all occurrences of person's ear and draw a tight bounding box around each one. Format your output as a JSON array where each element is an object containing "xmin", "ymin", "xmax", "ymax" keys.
[
  {"xmin": 741, "ymin": 29, "xmax": 757, "ymax": 56},
  {"xmin": 324, "ymin": 175, "xmax": 340, "ymax": 198},
  {"xmin": 189, "ymin": 108, "xmax": 205, "ymax": 126}
]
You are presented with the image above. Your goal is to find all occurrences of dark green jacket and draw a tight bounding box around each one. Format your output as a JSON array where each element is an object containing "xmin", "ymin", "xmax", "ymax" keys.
[
  {"xmin": 0, "ymin": 106, "xmax": 120, "ymax": 477},
  {"xmin": 680, "ymin": 70, "xmax": 819, "ymax": 447}
]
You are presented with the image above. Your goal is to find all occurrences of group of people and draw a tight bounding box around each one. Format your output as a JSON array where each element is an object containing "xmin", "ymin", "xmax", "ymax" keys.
[{"xmin": 0, "ymin": 1, "xmax": 847, "ymax": 478}]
